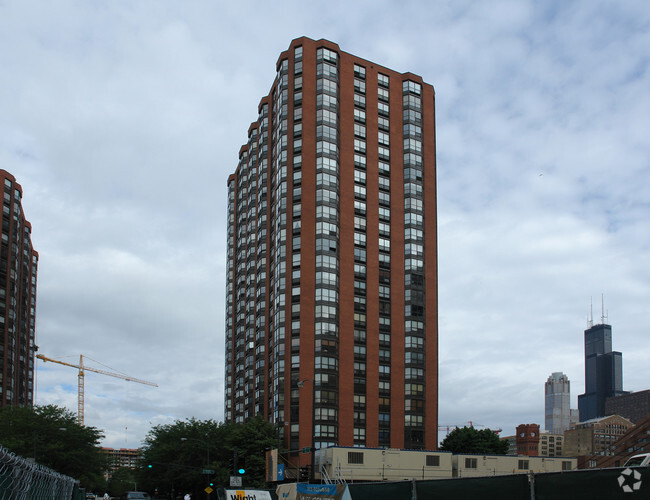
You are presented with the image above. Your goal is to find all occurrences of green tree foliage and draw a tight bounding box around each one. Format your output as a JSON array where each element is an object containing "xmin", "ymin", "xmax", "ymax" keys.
[
  {"xmin": 107, "ymin": 466, "xmax": 138, "ymax": 498},
  {"xmin": 138, "ymin": 416, "xmax": 281, "ymax": 498},
  {"xmin": 0, "ymin": 404, "xmax": 107, "ymax": 490},
  {"xmin": 439, "ymin": 426, "xmax": 509, "ymax": 455},
  {"xmin": 226, "ymin": 415, "xmax": 282, "ymax": 486}
]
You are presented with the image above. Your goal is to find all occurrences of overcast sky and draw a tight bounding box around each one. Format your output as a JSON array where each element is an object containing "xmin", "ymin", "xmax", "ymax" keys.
[{"xmin": 2, "ymin": 0, "xmax": 649, "ymax": 449}]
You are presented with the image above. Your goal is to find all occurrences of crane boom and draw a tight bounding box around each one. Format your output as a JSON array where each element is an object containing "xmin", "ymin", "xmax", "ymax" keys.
[{"xmin": 36, "ymin": 353, "xmax": 157, "ymax": 426}]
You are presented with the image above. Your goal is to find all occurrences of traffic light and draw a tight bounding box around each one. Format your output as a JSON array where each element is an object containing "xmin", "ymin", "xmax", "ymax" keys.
[{"xmin": 230, "ymin": 447, "xmax": 246, "ymax": 475}]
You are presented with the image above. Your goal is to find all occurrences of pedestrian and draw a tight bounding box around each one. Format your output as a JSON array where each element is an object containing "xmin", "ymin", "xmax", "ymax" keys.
[{"xmin": 103, "ymin": 494, "xmax": 109, "ymax": 500}]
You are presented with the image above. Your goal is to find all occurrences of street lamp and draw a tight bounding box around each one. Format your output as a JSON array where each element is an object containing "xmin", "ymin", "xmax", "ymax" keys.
[{"xmin": 297, "ymin": 379, "xmax": 316, "ymax": 483}]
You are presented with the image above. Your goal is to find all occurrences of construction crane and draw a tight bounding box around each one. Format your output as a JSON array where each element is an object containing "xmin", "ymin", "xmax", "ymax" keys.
[{"xmin": 36, "ymin": 354, "xmax": 158, "ymax": 426}]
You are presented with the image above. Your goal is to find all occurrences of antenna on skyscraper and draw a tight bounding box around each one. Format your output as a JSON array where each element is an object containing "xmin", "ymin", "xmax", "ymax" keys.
[
  {"xmin": 601, "ymin": 293, "xmax": 608, "ymax": 324},
  {"xmin": 588, "ymin": 297, "xmax": 593, "ymax": 328}
]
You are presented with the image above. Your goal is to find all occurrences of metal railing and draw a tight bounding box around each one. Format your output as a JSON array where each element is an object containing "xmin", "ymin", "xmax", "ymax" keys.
[
  {"xmin": 322, "ymin": 464, "xmax": 346, "ymax": 485},
  {"xmin": 0, "ymin": 444, "xmax": 78, "ymax": 499}
]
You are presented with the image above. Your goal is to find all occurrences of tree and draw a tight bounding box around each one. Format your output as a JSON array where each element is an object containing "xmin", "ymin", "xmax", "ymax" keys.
[
  {"xmin": 223, "ymin": 416, "xmax": 282, "ymax": 487},
  {"xmin": 108, "ymin": 466, "xmax": 139, "ymax": 498},
  {"xmin": 0, "ymin": 404, "xmax": 107, "ymax": 490},
  {"xmin": 439, "ymin": 426, "xmax": 509, "ymax": 455},
  {"xmin": 138, "ymin": 416, "xmax": 282, "ymax": 497},
  {"xmin": 138, "ymin": 417, "xmax": 225, "ymax": 498}
]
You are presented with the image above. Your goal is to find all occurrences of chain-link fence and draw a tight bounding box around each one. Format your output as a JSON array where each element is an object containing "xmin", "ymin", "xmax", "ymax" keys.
[{"xmin": 0, "ymin": 444, "xmax": 79, "ymax": 499}]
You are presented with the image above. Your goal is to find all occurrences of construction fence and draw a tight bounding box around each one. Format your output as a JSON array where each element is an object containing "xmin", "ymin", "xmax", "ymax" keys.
[
  {"xmin": 262, "ymin": 466, "xmax": 649, "ymax": 500},
  {"xmin": 346, "ymin": 466, "xmax": 648, "ymax": 500},
  {"xmin": 0, "ymin": 444, "xmax": 84, "ymax": 500}
]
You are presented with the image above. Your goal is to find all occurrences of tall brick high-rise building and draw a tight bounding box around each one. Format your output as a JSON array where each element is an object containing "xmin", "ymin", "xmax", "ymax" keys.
[
  {"xmin": 0, "ymin": 170, "xmax": 38, "ymax": 407},
  {"xmin": 224, "ymin": 37, "xmax": 438, "ymax": 456}
]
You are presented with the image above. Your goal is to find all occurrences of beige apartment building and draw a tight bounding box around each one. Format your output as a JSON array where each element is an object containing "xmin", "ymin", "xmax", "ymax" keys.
[{"xmin": 539, "ymin": 432, "xmax": 564, "ymax": 457}]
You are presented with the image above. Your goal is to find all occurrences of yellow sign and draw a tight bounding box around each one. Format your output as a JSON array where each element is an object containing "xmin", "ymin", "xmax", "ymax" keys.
[{"xmin": 204, "ymin": 486, "xmax": 214, "ymax": 494}]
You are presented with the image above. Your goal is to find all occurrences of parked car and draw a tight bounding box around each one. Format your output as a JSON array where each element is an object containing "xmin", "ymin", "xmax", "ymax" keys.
[
  {"xmin": 85, "ymin": 494, "xmax": 96, "ymax": 500},
  {"xmin": 120, "ymin": 493, "xmax": 151, "ymax": 500},
  {"xmin": 624, "ymin": 453, "xmax": 650, "ymax": 467}
]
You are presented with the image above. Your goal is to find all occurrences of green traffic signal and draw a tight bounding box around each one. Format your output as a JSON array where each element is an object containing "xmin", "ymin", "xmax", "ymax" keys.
[{"xmin": 238, "ymin": 467, "xmax": 245, "ymax": 474}]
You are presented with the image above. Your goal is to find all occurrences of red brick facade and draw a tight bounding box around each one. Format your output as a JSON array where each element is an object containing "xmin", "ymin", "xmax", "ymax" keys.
[
  {"xmin": 516, "ymin": 424, "xmax": 540, "ymax": 456},
  {"xmin": 225, "ymin": 37, "xmax": 438, "ymax": 459},
  {"xmin": 0, "ymin": 170, "xmax": 38, "ymax": 408}
]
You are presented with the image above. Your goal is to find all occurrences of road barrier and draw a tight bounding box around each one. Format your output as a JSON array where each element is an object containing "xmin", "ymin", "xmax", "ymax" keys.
[{"xmin": 0, "ymin": 444, "xmax": 80, "ymax": 499}]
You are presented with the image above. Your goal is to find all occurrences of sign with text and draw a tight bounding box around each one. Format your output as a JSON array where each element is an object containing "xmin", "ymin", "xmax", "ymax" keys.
[
  {"xmin": 296, "ymin": 484, "xmax": 349, "ymax": 500},
  {"xmin": 225, "ymin": 490, "xmax": 272, "ymax": 500}
]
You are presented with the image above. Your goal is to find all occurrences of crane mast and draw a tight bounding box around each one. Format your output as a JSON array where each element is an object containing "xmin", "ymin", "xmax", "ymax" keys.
[
  {"xmin": 79, "ymin": 355, "xmax": 84, "ymax": 427},
  {"xmin": 36, "ymin": 353, "xmax": 157, "ymax": 426}
]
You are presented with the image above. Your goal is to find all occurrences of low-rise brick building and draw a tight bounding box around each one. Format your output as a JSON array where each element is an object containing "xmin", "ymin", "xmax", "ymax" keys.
[
  {"xmin": 605, "ymin": 390, "xmax": 650, "ymax": 424},
  {"xmin": 516, "ymin": 424, "xmax": 540, "ymax": 457},
  {"xmin": 563, "ymin": 414, "xmax": 633, "ymax": 457}
]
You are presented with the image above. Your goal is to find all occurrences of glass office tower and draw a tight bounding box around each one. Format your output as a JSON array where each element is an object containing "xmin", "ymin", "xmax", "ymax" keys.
[
  {"xmin": 578, "ymin": 323, "xmax": 626, "ymax": 421},
  {"xmin": 545, "ymin": 372, "xmax": 571, "ymax": 433}
]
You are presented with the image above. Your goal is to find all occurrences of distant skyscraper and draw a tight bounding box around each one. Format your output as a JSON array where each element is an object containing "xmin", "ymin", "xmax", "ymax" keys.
[
  {"xmin": 545, "ymin": 372, "xmax": 572, "ymax": 434},
  {"xmin": 578, "ymin": 318, "xmax": 627, "ymax": 421},
  {"xmin": 0, "ymin": 170, "xmax": 38, "ymax": 407},
  {"xmin": 224, "ymin": 37, "xmax": 438, "ymax": 456}
]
